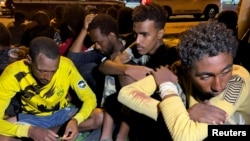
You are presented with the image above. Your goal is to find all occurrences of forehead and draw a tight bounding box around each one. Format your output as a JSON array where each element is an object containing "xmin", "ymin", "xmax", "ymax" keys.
[
  {"xmin": 33, "ymin": 53, "xmax": 59, "ymax": 71},
  {"xmin": 89, "ymin": 28, "xmax": 106, "ymax": 41},
  {"xmin": 191, "ymin": 53, "xmax": 233, "ymax": 73},
  {"xmin": 133, "ymin": 20, "xmax": 158, "ymax": 33}
]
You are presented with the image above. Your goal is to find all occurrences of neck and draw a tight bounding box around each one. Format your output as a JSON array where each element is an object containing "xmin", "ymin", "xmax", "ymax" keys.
[
  {"xmin": 110, "ymin": 39, "xmax": 124, "ymax": 60},
  {"xmin": 149, "ymin": 39, "xmax": 164, "ymax": 55}
]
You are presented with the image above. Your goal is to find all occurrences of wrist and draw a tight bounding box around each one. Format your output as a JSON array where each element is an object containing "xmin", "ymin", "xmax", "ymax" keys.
[
  {"xmin": 81, "ymin": 28, "xmax": 87, "ymax": 32},
  {"xmin": 70, "ymin": 118, "xmax": 78, "ymax": 125},
  {"xmin": 159, "ymin": 81, "xmax": 178, "ymax": 99},
  {"xmin": 124, "ymin": 64, "xmax": 130, "ymax": 75},
  {"xmin": 27, "ymin": 126, "xmax": 35, "ymax": 138}
]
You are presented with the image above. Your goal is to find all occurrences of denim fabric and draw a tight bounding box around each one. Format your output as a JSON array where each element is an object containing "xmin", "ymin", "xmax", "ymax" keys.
[
  {"xmin": 84, "ymin": 127, "xmax": 102, "ymax": 141},
  {"xmin": 17, "ymin": 106, "xmax": 78, "ymax": 128}
]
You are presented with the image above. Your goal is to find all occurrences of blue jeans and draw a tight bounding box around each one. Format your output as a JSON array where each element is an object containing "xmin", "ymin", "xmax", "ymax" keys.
[{"xmin": 17, "ymin": 106, "xmax": 78, "ymax": 128}]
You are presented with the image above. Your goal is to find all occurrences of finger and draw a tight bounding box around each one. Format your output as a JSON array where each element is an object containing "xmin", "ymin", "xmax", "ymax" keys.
[
  {"xmin": 199, "ymin": 115, "xmax": 223, "ymax": 125},
  {"xmin": 199, "ymin": 117, "xmax": 215, "ymax": 124},
  {"xmin": 145, "ymin": 67, "xmax": 153, "ymax": 72},
  {"xmin": 47, "ymin": 129, "xmax": 59, "ymax": 138},
  {"xmin": 203, "ymin": 100, "xmax": 210, "ymax": 105},
  {"xmin": 63, "ymin": 129, "xmax": 72, "ymax": 138},
  {"xmin": 206, "ymin": 107, "xmax": 226, "ymax": 124},
  {"xmin": 212, "ymin": 120, "xmax": 217, "ymax": 125},
  {"xmin": 211, "ymin": 114, "xmax": 226, "ymax": 124},
  {"xmin": 46, "ymin": 132, "xmax": 58, "ymax": 141},
  {"xmin": 62, "ymin": 131, "xmax": 77, "ymax": 141},
  {"xmin": 208, "ymin": 105, "xmax": 227, "ymax": 115}
]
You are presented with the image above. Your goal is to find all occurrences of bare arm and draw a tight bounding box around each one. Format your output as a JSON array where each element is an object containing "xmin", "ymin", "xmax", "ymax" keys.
[
  {"xmin": 99, "ymin": 60, "xmax": 128, "ymax": 75},
  {"xmin": 69, "ymin": 14, "xmax": 96, "ymax": 53},
  {"xmin": 28, "ymin": 126, "xmax": 59, "ymax": 141},
  {"xmin": 188, "ymin": 100, "xmax": 226, "ymax": 125},
  {"xmin": 99, "ymin": 59, "xmax": 153, "ymax": 81}
]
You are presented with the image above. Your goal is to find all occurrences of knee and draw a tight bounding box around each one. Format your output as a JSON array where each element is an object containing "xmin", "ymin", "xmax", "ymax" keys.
[{"xmin": 91, "ymin": 108, "xmax": 104, "ymax": 129}]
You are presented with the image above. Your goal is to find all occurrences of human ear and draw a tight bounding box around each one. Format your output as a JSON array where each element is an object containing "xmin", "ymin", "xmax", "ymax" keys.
[
  {"xmin": 108, "ymin": 32, "xmax": 116, "ymax": 40},
  {"xmin": 157, "ymin": 29, "xmax": 165, "ymax": 39},
  {"xmin": 24, "ymin": 55, "xmax": 32, "ymax": 64}
]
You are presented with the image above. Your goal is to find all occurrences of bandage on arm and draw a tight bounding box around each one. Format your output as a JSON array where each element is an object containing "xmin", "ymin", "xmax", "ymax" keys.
[{"xmin": 118, "ymin": 75, "xmax": 160, "ymax": 120}]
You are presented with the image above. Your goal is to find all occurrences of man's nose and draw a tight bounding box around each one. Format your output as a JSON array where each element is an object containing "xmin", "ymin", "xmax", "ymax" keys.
[
  {"xmin": 43, "ymin": 72, "xmax": 53, "ymax": 81},
  {"xmin": 211, "ymin": 77, "xmax": 224, "ymax": 93},
  {"xmin": 135, "ymin": 35, "xmax": 141, "ymax": 44}
]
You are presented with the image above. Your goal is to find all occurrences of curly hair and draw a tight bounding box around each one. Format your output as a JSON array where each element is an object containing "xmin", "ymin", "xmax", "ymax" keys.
[
  {"xmin": 88, "ymin": 14, "xmax": 119, "ymax": 37},
  {"xmin": 132, "ymin": 2, "xmax": 166, "ymax": 29},
  {"xmin": 178, "ymin": 21, "xmax": 239, "ymax": 69}
]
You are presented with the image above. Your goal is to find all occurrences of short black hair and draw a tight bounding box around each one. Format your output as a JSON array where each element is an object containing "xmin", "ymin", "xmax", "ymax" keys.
[
  {"xmin": 178, "ymin": 21, "xmax": 239, "ymax": 69},
  {"xmin": 29, "ymin": 36, "xmax": 60, "ymax": 60},
  {"xmin": 88, "ymin": 14, "xmax": 119, "ymax": 37},
  {"xmin": 132, "ymin": 2, "xmax": 166, "ymax": 29}
]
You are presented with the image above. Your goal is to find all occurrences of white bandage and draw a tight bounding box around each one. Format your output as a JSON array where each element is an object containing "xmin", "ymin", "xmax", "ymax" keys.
[{"xmin": 159, "ymin": 81, "xmax": 178, "ymax": 99}]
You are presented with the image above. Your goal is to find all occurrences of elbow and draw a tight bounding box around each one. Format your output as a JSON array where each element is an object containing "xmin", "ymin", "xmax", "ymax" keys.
[{"xmin": 98, "ymin": 64, "xmax": 106, "ymax": 74}]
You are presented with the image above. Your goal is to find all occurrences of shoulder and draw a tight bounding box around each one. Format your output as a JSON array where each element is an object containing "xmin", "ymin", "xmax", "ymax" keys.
[
  {"xmin": 226, "ymin": 65, "xmax": 250, "ymax": 96},
  {"xmin": 155, "ymin": 43, "xmax": 178, "ymax": 54},
  {"xmin": 58, "ymin": 56, "xmax": 80, "ymax": 75},
  {"xmin": 3, "ymin": 59, "xmax": 28, "ymax": 74},
  {"xmin": 157, "ymin": 44, "xmax": 179, "ymax": 59},
  {"xmin": 232, "ymin": 65, "xmax": 250, "ymax": 79},
  {"xmin": 60, "ymin": 56, "xmax": 75, "ymax": 66}
]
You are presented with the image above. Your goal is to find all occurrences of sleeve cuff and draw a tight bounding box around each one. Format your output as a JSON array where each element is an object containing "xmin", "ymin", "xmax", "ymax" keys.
[
  {"xmin": 73, "ymin": 113, "xmax": 84, "ymax": 125},
  {"xmin": 16, "ymin": 124, "xmax": 31, "ymax": 137}
]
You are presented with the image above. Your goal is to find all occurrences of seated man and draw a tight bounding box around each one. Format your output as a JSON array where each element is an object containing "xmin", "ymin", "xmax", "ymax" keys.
[
  {"xmin": 118, "ymin": 21, "xmax": 250, "ymax": 140},
  {"xmin": 99, "ymin": 3, "xmax": 180, "ymax": 141},
  {"xmin": 0, "ymin": 36, "xmax": 103, "ymax": 141},
  {"xmin": 68, "ymin": 13, "xmax": 137, "ymax": 141}
]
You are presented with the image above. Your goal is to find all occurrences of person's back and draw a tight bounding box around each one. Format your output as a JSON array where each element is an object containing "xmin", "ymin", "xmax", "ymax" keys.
[
  {"xmin": 0, "ymin": 22, "xmax": 12, "ymax": 74},
  {"xmin": 0, "ymin": 22, "xmax": 19, "ymax": 74},
  {"xmin": 7, "ymin": 10, "xmax": 26, "ymax": 46},
  {"xmin": 21, "ymin": 10, "xmax": 56, "ymax": 47}
]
